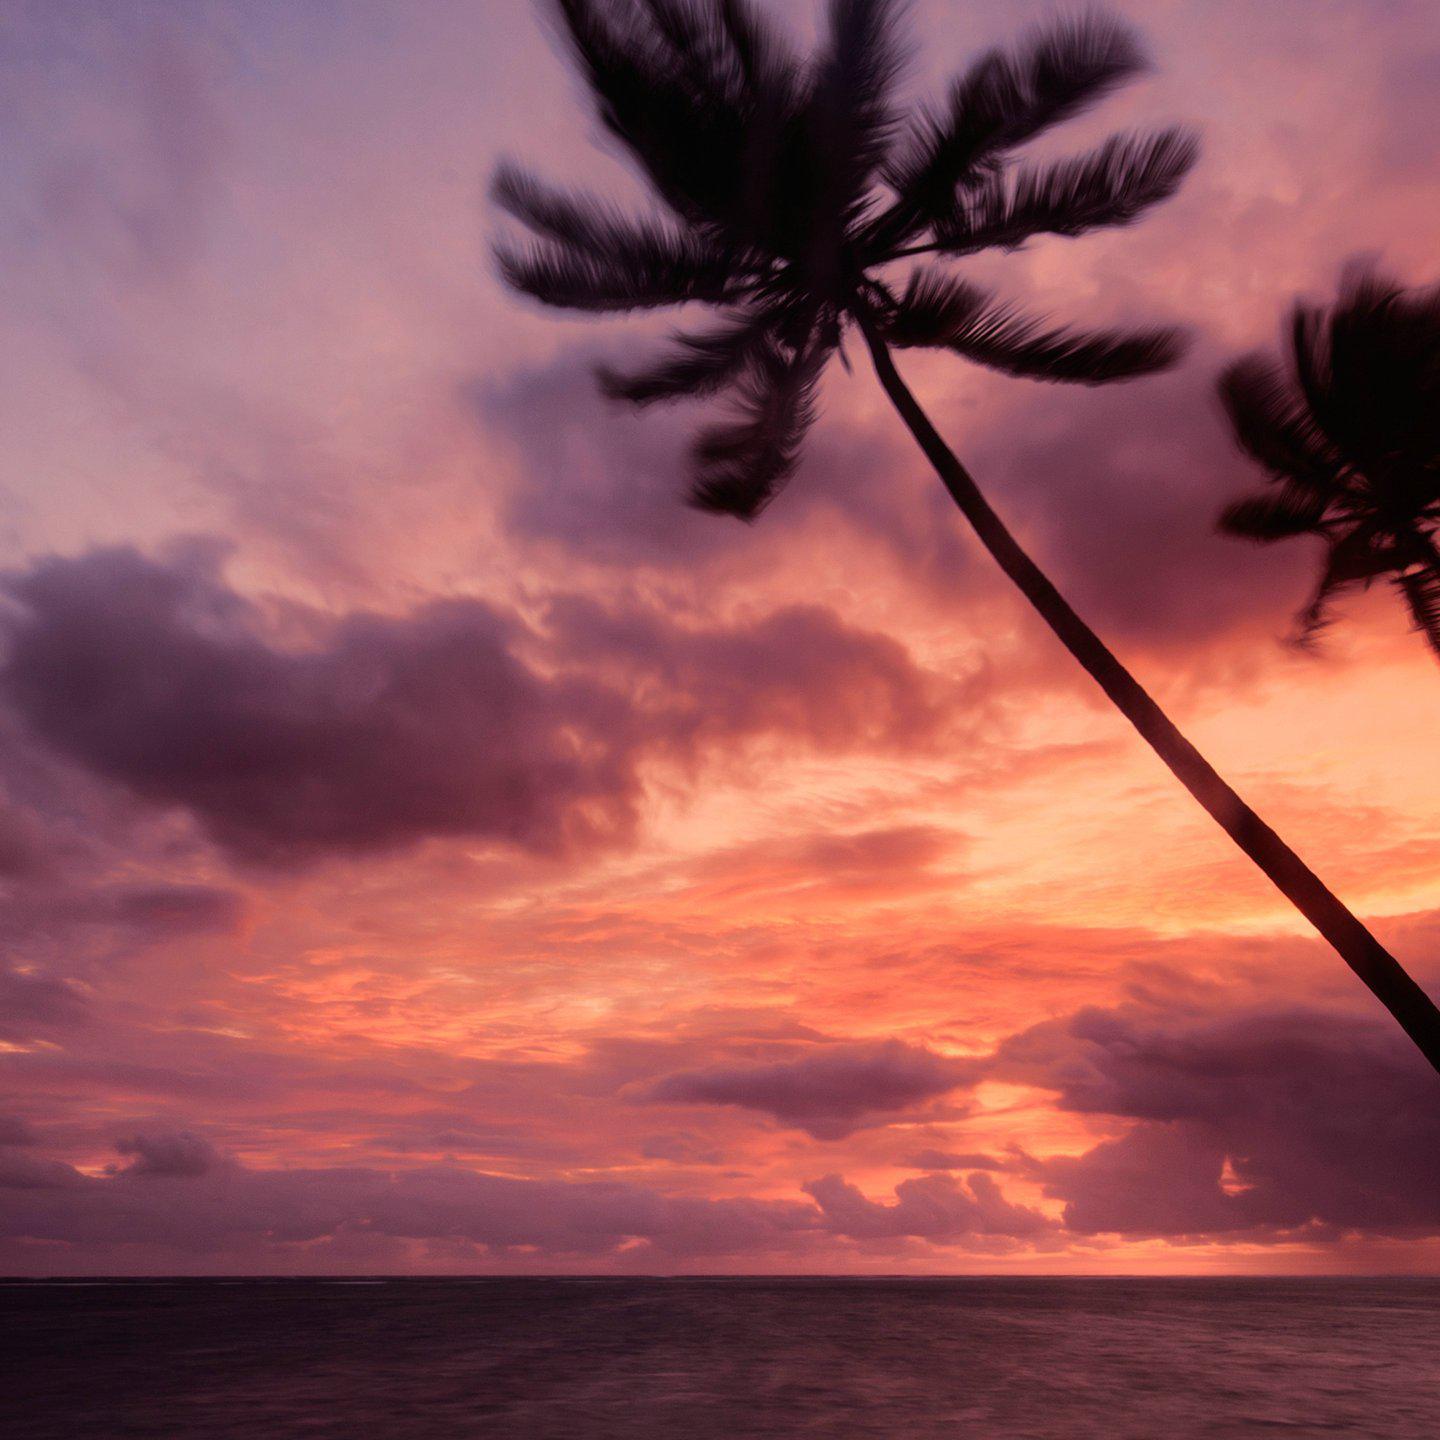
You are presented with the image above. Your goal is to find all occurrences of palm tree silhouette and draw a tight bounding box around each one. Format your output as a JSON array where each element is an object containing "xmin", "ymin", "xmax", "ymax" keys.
[
  {"xmin": 1219, "ymin": 262, "xmax": 1440, "ymax": 660},
  {"xmin": 493, "ymin": 0, "xmax": 1440, "ymax": 1071}
]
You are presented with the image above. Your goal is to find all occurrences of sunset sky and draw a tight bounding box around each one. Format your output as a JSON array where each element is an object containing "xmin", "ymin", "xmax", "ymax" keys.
[{"xmin": 2, "ymin": 0, "xmax": 1439, "ymax": 1275}]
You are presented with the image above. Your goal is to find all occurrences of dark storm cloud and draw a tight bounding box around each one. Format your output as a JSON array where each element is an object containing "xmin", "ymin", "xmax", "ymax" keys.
[
  {"xmin": 0, "ymin": 545, "xmax": 629, "ymax": 862},
  {"xmin": 0, "ymin": 546, "xmax": 946, "ymax": 864},
  {"xmin": 804, "ymin": 1170, "xmax": 1051, "ymax": 1241},
  {"xmin": 998, "ymin": 1002, "xmax": 1440, "ymax": 1237},
  {"xmin": 643, "ymin": 1040, "xmax": 977, "ymax": 1140},
  {"xmin": 114, "ymin": 1130, "xmax": 222, "ymax": 1178}
]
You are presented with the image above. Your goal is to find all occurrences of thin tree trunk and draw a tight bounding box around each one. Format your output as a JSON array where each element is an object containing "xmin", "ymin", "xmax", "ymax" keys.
[{"xmin": 857, "ymin": 316, "xmax": 1440, "ymax": 1075}]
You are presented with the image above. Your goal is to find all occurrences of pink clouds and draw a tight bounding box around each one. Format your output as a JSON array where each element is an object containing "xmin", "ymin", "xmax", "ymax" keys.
[
  {"xmin": 6, "ymin": 981, "xmax": 1434, "ymax": 1270},
  {"xmin": 644, "ymin": 1039, "xmax": 976, "ymax": 1139},
  {"xmin": 1, "ymin": 1154, "xmax": 795, "ymax": 1259},
  {"xmin": 3, "ymin": 971, "xmax": 1440, "ymax": 1270},
  {"xmin": 0, "ymin": 1118, "xmax": 40, "ymax": 1147},
  {"xmin": 543, "ymin": 593, "xmax": 946, "ymax": 754},
  {"xmin": 0, "ymin": 0, "xmax": 1438, "ymax": 1277}
]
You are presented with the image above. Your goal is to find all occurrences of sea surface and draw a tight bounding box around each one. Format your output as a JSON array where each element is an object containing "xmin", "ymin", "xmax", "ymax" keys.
[{"xmin": 3, "ymin": 1276, "xmax": 1438, "ymax": 1438}]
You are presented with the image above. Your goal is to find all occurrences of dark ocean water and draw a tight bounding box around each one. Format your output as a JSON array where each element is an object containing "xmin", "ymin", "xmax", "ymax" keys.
[{"xmin": 3, "ymin": 1277, "xmax": 1439, "ymax": 1438}]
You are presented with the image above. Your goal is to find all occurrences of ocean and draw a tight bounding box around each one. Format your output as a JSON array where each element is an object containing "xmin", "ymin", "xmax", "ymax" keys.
[{"xmin": 3, "ymin": 1276, "xmax": 1438, "ymax": 1438}]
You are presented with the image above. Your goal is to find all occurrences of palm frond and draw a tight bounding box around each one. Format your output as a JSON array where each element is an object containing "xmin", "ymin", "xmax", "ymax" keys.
[
  {"xmin": 808, "ymin": 0, "xmax": 907, "ymax": 215},
  {"xmin": 1294, "ymin": 524, "xmax": 1400, "ymax": 645},
  {"xmin": 597, "ymin": 308, "xmax": 775, "ymax": 403},
  {"xmin": 509, "ymin": 4, "xmax": 1197, "ymax": 521},
  {"xmin": 1287, "ymin": 282, "xmax": 1415, "ymax": 476},
  {"xmin": 716, "ymin": 0, "xmax": 786, "ymax": 89},
  {"xmin": 884, "ymin": 268, "xmax": 1184, "ymax": 384},
  {"xmin": 635, "ymin": 0, "xmax": 739, "ymax": 95},
  {"xmin": 1218, "ymin": 486, "xmax": 1330, "ymax": 542},
  {"xmin": 554, "ymin": 0, "xmax": 778, "ymax": 233},
  {"xmin": 880, "ymin": 13, "xmax": 1147, "ymax": 239},
  {"xmin": 879, "ymin": 268, "xmax": 991, "ymax": 347},
  {"xmin": 553, "ymin": 0, "xmax": 813, "ymax": 255},
  {"xmin": 494, "ymin": 161, "xmax": 677, "ymax": 262},
  {"xmin": 1395, "ymin": 559, "xmax": 1440, "ymax": 660},
  {"xmin": 1321, "ymin": 262, "xmax": 1440, "ymax": 469},
  {"xmin": 688, "ymin": 341, "xmax": 826, "ymax": 517},
  {"xmin": 496, "ymin": 228, "xmax": 739, "ymax": 312},
  {"xmin": 1217, "ymin": 353, "xmax": 1346, "ymax": 493},
  {"xmin": 956, "ymin": 313, "xmax": 1184, "ymax": 385},
  {"xmin": 1285, "ymin": 298, "xmax": 1368, "ymax": 473},
  {"xmin": 931, "ymin": 128, "xmax": 1198, "ymax": 255},
  {"xmin": 635, "ymin": 0, "xmax": 797, "ymax": 105}
]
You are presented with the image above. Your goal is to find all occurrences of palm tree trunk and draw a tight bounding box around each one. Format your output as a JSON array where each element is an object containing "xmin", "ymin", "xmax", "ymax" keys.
[{"xmin": 857, "ymin": 316, "xmax": 1440, "ymax": 1075}]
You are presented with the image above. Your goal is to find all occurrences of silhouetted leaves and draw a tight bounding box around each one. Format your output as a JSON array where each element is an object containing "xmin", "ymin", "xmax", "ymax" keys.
[
  {"xmin": 1293, "ymin": 525, "xmax": 1400, "ymax": 644},
  {"xmin": 932, "ymin": 129, "xmax": 1198, "ymax": 255},
  {"xmin": 496, "ymin": 236, "xmax": 740, "ymax": 312},
  {"xmin": 880, "ymin": 268, "xmax": 991, "ymax": 346},
  {"xmin": 1397, "ymin": 563, "xmax": 1440, "ymax": 659},
  {"xmin": 807, "ymin": 0, "xmax": 907, "ymax": 234},
  {"xmin": 493, "ymin": 161, "xmax": 744, "ymax": 310},
  {"xmin": 496, "ymin": 0, "xmax": 1193, "ymax": 511},
  {"xmin": 597, "ymin": 311, "xmax": 775, "ymax": 403},
  {"xmin": 1219, "ymin": 488, "xmax": 1330, "ymax": 541},
  {"xmin": 881, "ymin": 15, "xmax": 1147, "ymax": 236},
  {"xmin": 689, "ymin": 342, "xmax": 824, "ymax": 518},
  {"xmin": 1219, "ymin": 263, "xmax": 1440, "ymax": 660},
  {"xmin": 885, "ymin": 269, "xmax": 1184, "ymax": 384},
  {"xmin": 1218, "ymin": 355, "xmax": 1344, "ymax": 493},
  {"xmin": 554, "ymin": 0, "xmax": 800, "ymax": 234}
]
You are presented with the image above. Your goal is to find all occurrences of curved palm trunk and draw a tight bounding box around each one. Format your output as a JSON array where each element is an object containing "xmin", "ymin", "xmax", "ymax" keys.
[{"xmin": 857, "ymin": 317, "xmax": 1440, "ymax": 1075}]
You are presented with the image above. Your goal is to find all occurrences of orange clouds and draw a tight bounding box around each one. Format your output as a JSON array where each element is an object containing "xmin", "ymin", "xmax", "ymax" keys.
[{"xmin": 2, "ymin": 0, "xmax": 1439, "ymax": 1274}]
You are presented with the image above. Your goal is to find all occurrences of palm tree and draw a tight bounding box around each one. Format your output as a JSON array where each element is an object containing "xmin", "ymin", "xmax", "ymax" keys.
[
  {"xmin": 1219, "ymin": 262, "xmax": 1440, "ymax": 660},
  {"xmin": 493, "ymin": 0, "xmax": 1440, "ymax": 1072}
]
